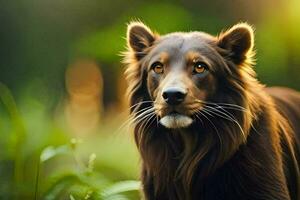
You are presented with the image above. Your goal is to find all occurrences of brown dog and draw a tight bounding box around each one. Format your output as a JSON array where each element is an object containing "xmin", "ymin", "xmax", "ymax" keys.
[{"xmin": 123, "ymin": 21, "xmax": 300, "ymax": 200}]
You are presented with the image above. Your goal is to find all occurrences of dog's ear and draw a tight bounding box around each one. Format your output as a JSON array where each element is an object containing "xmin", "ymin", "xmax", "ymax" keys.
[
  {"xmin": 126, "ymin": 21, "xmax": 158, "ymax": 59},
  {"xmin": 217, "ymin": 23, "xmax": 254, "ymax": 65}
]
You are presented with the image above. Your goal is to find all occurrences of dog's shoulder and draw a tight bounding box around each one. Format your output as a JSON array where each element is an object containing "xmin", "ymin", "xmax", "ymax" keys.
[
  {"xmin": 265, "ymin": 87, "xmax": 300, "ymax": 135},
  {"xmin": 265, "ymin": 87, "xmax": 300, "ymax": 199}
]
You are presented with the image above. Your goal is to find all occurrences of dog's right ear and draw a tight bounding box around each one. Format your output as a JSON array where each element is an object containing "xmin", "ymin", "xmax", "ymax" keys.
[{"xmin": 126, "ymin": 22, "xmax": 158, "ymax": 59}]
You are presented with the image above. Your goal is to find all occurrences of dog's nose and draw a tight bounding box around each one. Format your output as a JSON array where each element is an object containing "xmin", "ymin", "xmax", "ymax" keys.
[{"xmin": 162, "ymin": 88, "xmax": 187, "ymax": 105}]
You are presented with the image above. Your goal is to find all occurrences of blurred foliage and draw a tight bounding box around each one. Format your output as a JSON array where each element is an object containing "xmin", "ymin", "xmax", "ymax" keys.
[
  {"xmin": 73, "ymin": 2, "xmax": 195, "ymax": 63},
  {"xmin": 0, "ymin": 0, "xmax": 299, "ymax": 199},
  {"xmin": 0, "ymin": 82, "xmax": 140, "ymax": 199}
]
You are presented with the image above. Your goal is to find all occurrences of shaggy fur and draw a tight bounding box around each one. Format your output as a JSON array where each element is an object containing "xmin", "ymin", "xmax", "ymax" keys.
[{"xmin": 123, "ymin": 22, "xmax": 300, "ymax": 200}]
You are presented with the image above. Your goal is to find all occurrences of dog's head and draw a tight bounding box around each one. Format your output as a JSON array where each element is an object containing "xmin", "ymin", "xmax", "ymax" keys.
[{"xmin": 124, "ymin": 21, "xmax": 255, "ymax": 129}]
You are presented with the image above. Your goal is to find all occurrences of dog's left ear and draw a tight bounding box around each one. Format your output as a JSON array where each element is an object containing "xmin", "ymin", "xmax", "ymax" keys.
[
  {"xmin": 217, "ymin": 23, "xmax": 254, "ymax": 65},
  {"xmin": 126, "ymin": 21, "xmax": 158, "ymax": 59}
]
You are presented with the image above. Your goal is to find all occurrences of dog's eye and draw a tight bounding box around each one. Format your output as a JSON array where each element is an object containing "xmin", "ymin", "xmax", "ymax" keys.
[
  {"xmin": 193, "ymin": 62, "xmax": 207, "ymax": 74},
  {"xmin": 151, "ymin": 62, "xmax": 164, "ymax": 74}
]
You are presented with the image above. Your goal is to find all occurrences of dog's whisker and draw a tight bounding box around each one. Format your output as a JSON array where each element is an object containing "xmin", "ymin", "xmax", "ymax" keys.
[
  {"xmin": 195, "ymin": 110, "xmax": 223, "ymax": 151},
  {"xmin": 119, "ymin": 106, "xmax": 153, "ymax": 126},
  {"xmin": 133, "ymin": 110, "xmax": 156, "ymax": 127},
  {"xmin": 117, "ymin": 104, "xmax": 153, "ymax": 128},
  {"xmin": 194, "ymin": 113, "xmax": 204, "ymax": 126},
  {"xmin": 205, "ymin": 105, "xmax": 236, "ymax": 120},
  {"xmin": 137, "ymin": 112, "xmax": 155, "ymax": 129},
  {"xmin": 195, "ymin": 99, "xmax": 247, "ymax": 111},
  {"xmin": 216, "ymin": 105, "xmax": 247, "ymax": 112},
  {"xmin": 203, "ymin": 107, "xmax": 246, "ymax": 140},
  {"xmin": 116, "ymin": 107, "xmax": 154, "ymax": 134},
  {"xmin": 137, "ymin": 113, "xmax": 156, "ymax": 147},
  {"xmin": 207, "ymin": 109, "xmax": 246, "ymax": 139},
  {"xmin": 203, "ymin": 108, "xmax": 235, "ymax": 123},
  {"xmin": 136, "ymin": 114, "xmax": 155, "ymax": 146},
  {"xmin": 130, "ymin": 100, "xmax": 154, "ymax": 111},
  {"xmin": 200, "ymin": 109, "xmax": 214, "ymax": 117},
  {"xmin": 195, "ymin": 110, "xmax": 218, "ymax": 135},
  {"xmin": 139, "ymin": 113, "xmax": 157, "ymax": 135},
  {"xmin": 132, "ymin": 106, "xmax": 155, "ymax": 118},
  {"xmin": 113, "ymin": 100, "xmax": 154, "ymax": 123}
]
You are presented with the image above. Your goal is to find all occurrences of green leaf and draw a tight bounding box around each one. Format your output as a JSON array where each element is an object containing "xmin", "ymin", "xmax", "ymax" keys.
[
  {"xmin": 40, "ymin": 145, "xmax": 70, "ymax": 162},
  {"xmin": 104, "ymin": 194, "xmax": 130, "ymax": 200},
  {"xmin": 101, "ymin": 180, "xmax": 141, "ymax": 198},
  {"xmin": 70, "ymin": 194, "xmax": 76, "ymax": 200},
  {"xmin": 43, "ymin": 174, "xmax": 81, "ymax": 200}
]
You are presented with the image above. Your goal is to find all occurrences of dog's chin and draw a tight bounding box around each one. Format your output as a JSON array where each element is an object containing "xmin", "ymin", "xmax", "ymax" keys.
[{"xmin": 160, "ymin": 113, "xmax": 193, "ymax": 129}]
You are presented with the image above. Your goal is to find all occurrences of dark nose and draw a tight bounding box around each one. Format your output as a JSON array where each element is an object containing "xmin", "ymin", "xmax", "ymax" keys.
[{"xmin": 162, "ymin": 88, "xmax": 187, "ymax": 105}]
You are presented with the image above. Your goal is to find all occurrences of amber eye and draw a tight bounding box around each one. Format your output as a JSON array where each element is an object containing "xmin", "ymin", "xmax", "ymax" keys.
[
  {"xmin": 151, "ymin": 62, "xmax": 164, "ymax": 74},
  {"xmin": 193, "ymin": 62, "xmax": 207, "ymax": 74}
]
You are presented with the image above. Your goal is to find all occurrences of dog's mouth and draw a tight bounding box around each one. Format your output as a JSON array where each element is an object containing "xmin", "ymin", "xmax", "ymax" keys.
[{"xmin": 159, "ymin": 111, "xmax": 193, "ymax": 129}]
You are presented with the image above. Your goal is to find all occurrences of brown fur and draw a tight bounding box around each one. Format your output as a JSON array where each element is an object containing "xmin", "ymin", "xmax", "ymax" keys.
[{"xmin": 123, "ymin": 22, "xmax": 300, "ymax": 200}]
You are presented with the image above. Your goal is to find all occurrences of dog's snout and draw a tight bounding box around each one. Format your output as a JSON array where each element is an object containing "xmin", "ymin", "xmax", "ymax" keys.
[{"xmin": 162, "ymin": 88, "xmax": 187, "ymax": 105}]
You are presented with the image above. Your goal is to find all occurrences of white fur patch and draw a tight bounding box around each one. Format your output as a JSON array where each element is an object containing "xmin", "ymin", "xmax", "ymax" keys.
[{"xmin": 160, "ymin": 114, "xmax": 193, "ymax": 129}]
